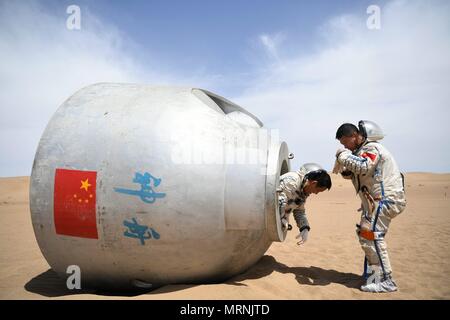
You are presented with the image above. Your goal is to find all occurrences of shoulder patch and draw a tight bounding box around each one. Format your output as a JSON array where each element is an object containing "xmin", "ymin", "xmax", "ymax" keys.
[{"xmin": 361, "ymin": 152, "xmax": 377, "ymax": 162}]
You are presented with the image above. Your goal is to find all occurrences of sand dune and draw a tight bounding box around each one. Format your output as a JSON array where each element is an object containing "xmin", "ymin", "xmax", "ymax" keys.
[{"xmin": 1, "ymin": 173, "xmax": 449, "ymax": 299}]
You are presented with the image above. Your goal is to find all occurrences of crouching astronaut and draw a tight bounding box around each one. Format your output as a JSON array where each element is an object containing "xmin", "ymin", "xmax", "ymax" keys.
[
  {"xmin": 334, "ymin": 120, "xmax": 407, "ymax": 293},
  {"xmin": 278, "ymin": 163, "xmax": 332, "ymax": 245}
]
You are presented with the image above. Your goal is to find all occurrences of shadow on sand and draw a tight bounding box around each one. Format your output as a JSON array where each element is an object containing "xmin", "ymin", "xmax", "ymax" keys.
[
  {"xmin": 25, "ymin": 255, "xmax": 362, "ymax": 297},
  {"xmin": 226, "ymin": 255, "xmax": 362, "ymax": 289},
  {"xmin": 24, "ymin": 269, "xmax": 155, "ymax": 297}
]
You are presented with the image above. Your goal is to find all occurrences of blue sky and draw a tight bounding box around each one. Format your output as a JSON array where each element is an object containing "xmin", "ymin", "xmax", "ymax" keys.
[
  {"xmin": 1, "ymin": 0, "xmax": 449, "ymax": 176},
  {"xmin": 38, "ymin": 0, "xmax": 390, "ymax": 96}
]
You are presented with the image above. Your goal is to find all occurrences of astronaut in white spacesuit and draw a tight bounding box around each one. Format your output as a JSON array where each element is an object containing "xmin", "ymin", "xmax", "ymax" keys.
[
  {"xmin": 334, "ymin": 120, "xmax": 406, "ymax": 293},
  {"xmin": 278, "ymin": 163, "xmax": 332, "ymax": 246}
]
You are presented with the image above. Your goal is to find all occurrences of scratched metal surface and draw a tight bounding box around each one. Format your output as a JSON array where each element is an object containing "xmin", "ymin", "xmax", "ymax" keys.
[{"xmin": 30, "ymin": 83, "xmax": 290, "ymax": 289}]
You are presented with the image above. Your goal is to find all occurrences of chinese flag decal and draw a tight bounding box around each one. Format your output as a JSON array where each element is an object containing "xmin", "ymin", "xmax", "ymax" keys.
[
  {"xmin": 54, "ymin": 168, "xmax": 98, "ymax": 239},
  {"xmin": 361, "ymin": 152, "xmax": 377, "ymax": 162}
]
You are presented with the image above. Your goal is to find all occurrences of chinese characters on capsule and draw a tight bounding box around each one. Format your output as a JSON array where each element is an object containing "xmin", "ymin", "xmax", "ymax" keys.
[
  {"xmin": 114, "ymin": 172, "xmax": 165, "ymax": 245},
  {"xmin": 114, "ymin": 172, "xmax": 166, "ymax": 203},
  {"xmin": 123, "ymin": 218, "xmax": 160, "ymax": 245}
]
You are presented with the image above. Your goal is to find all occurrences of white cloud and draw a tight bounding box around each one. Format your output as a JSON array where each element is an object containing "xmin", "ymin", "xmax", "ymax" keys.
[
  {"xmin": 0, "ymin": 1, "xmax": 213, "ymax": 176},
  {"xmin": 258, "ymin": 32, "xmax": 286, "ymax": 62},
  {"xmin": 1, "ymin": 0, "xmax": 449, "ymax": 176},
  {"xmin": 0, "ymin": 1, "xmax": 146, "ymax": 176},
  {"xmin": 234, "ymin": 0, "xmax": 450, "ymax": 172}
]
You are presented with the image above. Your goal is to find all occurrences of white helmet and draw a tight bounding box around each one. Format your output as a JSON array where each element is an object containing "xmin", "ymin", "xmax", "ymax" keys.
[
  {"xmin": 298, "ymin": 163, "xmax": 324, "ymax": 177},
  {"xmin": 358, "ymin": 120, "xmax": 385, "ymax": 142}
]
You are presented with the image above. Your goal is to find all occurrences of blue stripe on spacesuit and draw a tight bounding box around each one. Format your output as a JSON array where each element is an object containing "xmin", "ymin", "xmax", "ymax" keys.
[
  {"xmin": 372, "ymin": 188, "xmax": 388, "ymax": 278},
  {"xmin": 363, "ymin": 257, "xmax": 368, "ymax": 279},
  {"xmin": 374, "ymin": 238, "xmax": 387, "ymax": 278},
  {"xmin": 373, "ymin": 199, "xmax": 381, "ymax": 228},
  {"xmin": 373, "ymin": 180, "xmax": 385, "ymax": 227},
  {"xmin": 360, "ymin": 149, "xmax": 387, "ymax": 279},
  {"xmin": 349, "ymin": 155, "xmax": 368, "ymax": 163}
]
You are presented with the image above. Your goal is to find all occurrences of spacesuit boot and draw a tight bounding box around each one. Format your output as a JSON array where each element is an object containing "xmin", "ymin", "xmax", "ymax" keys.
[{"xmin": 360, "ymin": 265, "xmax": 398, "ymax": 293}]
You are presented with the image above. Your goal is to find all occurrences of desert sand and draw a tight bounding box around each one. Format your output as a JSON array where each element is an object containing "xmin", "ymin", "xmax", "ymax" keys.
[{"xmin": 0, "ymin": 173, "xmax": 449, "ymax": 300}]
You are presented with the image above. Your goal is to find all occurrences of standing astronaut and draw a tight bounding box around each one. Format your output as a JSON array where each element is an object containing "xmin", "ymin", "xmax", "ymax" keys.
[
  {"xmin": 278, "ymin": 163, "xmax": 332, "ymax": 245},
  {"xmin": 334, "ymin": 120, "xmax": 406, "ymax": 293}
]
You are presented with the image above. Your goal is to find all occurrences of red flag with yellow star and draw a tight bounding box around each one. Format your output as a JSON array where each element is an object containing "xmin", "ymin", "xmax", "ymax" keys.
[{"xmin": 54, "ymin": 168, "xmax": 98, "ymax": 239}]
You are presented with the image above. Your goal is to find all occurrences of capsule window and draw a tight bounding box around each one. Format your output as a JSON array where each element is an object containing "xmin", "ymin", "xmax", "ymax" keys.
[{"xmin": 192, "ymin": 88, "xmax": 263, "ymax": 128}]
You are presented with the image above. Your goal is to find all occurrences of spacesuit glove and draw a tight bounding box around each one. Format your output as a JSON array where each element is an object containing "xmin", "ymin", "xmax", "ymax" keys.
[
  {"xmin": 332, "ymin": 159, "xmax": 343, "ymax": 174},
  {"xmin": 336, "ymin": 147, "xmax": 350, "ymax": 158},
  {"xmin": 296, "ymin": 226, "xmax": 310, "ymax": 245}
]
